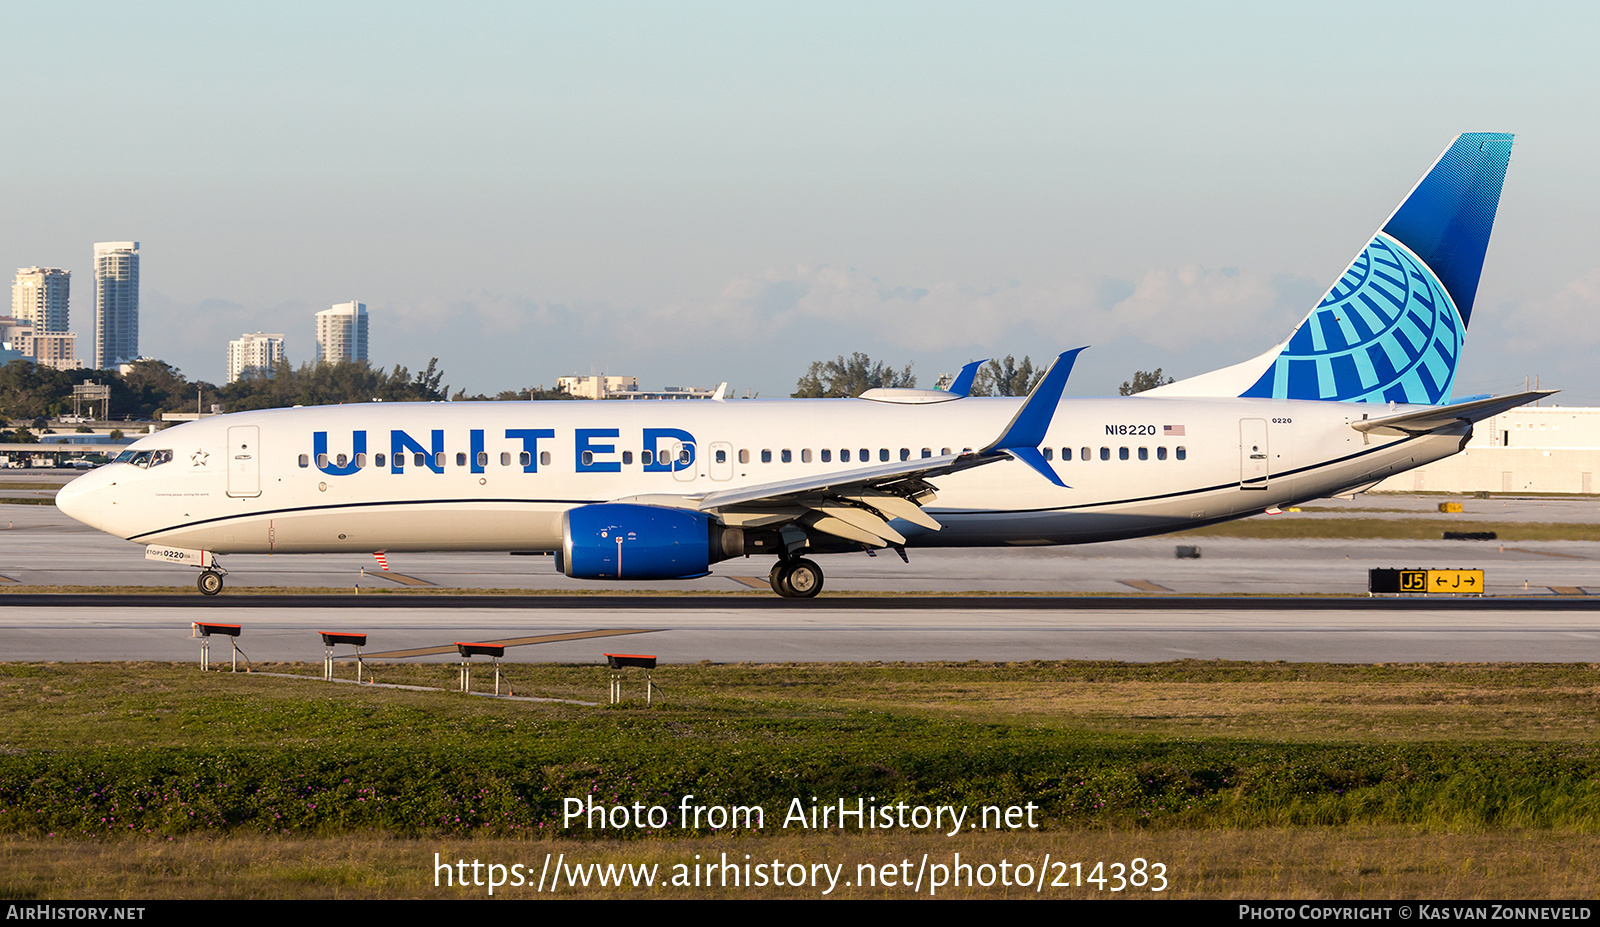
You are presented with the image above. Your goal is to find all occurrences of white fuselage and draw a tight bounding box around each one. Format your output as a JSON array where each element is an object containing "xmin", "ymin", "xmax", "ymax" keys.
[{"xmin": 57, "ymin": 395, "xmax": 1463, "ymax": 557}]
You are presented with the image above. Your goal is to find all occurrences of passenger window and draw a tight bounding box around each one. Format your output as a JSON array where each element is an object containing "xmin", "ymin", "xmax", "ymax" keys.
[
  {"xmin": 1176, "ymin": 446, "xmax": 1187, "ymax": 460},
  {"xmin": 1043, "ymin": 448, "xmax": 1053, "ymax": 461},
  {"xmin": 1063, "ymin": 447, "xmax": 1072, "ymax": 461},
  {"xmin": 500, "ymin": 452, "xmax": 511, "ymax": 466},
  {"xmin": 1157, "ymin": 446, "xmax": 1167, "ymax": 460},
  {"xmin": 356, "ymin": 453, "xmax": 367, "ymax": 467},
  {"xmin": 413, "ymin": 453, "xmax": 426, "ymax": 468},
  {"xmin": 1119, "ymin": 447, "xmax": 1129, "ymax": 460},
  {"xmin": 476, "ymin": 451, "xmax": 488, "ymax": 467},
  {"xmin": 394, "ymin": 454, "xmax": 404, "ymax": 470},
  {"xmin": 739, "ymin": 449, "xmax": 750, "ymax": 464},
  {"xmin": 1099, "ymin": 447, "xmax": 1110, "ymax": 461},
  {"xmin": 582, "ymin": 450, "xmax": 594, "ymax": 466},
  {"xmin": 623, "ymin": 451, "xmax": 634, "ymax": 465},
  {"xmin": 761, "ymin": 449, "xmax": 772, "ymax": 463},
  {"xmin": 921, "ymin": 448, "xmax": 932, "ymax": 458},
  {"xmin": 541, "ymin": 451, "xmax": 552, "ymax": 466},
  {"xmin": 336, "ymin": 453, "xmax": 348, "ymax": 467},
  {"xmin": 298, "ymin": 454, "xmax": 309, "ymax": 468},
  {"xmin": 861, "ymin": 449, "xmax": 870, "ymax": 462},
  {"xmin": 375, "ymin": 453, "xmax": 386, "ymax": 467},
  {"xmin": 434, "ymin": 451, "xmax": 446, "ymax": 468},
  {"xmin": 781, "ymin": 449, "xmax": 792, "ymax": 463},
  {"xmin": 519, "ymin": 451, "xmax": 531, "ymax": 467},
  {"xmin": 801, "ymin": 449, "xmax": 812, "ymax": 463},
  {"xmin": 715, "ymin": 449, "xmax": 727, "ymax": 464},
  {"xmin": 643, "ymin": 450, "xmax": 654, "ymax": 465},
  {"xmin": 1082, "ymin": 447, "xmax": 1091, "ymax": 460},
  {"xmin": 456, "ymin": 452, "xmax": 467, "ymax": 467},
  {"xmin": 941, "ymin": 447, "xmax": 952, "ymax": 456},
  {"xmin": 840, "ymin": 449, "xmax": 850, "ymax": 462},
  {"xmin": 317, "ymin": 453, "xmax": 329, "ymax": 468},
  {"xmin": 820, "ymin": 449, "xmax": 831, "ymax": 463},
  {"xmin": 1138, "ymin": 447, "xmax": 1148, "ymax": 460}
]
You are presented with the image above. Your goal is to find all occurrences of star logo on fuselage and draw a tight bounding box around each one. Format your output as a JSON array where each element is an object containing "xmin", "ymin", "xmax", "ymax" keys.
[{"xmin": 191, "ymin": 450, "xmax": 209, "ymax": 467}]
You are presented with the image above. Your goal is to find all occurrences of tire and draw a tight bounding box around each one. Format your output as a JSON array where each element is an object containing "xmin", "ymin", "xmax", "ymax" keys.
[
  {"xmin": 197, "ymin": 571, "xmax": 224, "ymax": 596},
  {"xmin": 781, "ymin": 559, "xmax": 823, "ymax": 598},
  {"xmin": 769, "ymin": 562, "xmax": 791, "ymax": 597}
]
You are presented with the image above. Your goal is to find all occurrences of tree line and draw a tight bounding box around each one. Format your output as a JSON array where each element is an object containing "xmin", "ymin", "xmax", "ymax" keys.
[
  {"xmin": 0, "ymin": 358, "xmax": 458, "ymax": 431},
  {"xmin": 0, "ymin": 350, "xmax": 1177, "ymax": 442},
  {"xmin": 790, "ymin": 353, "xmax": 1175, "ymax": 398}
]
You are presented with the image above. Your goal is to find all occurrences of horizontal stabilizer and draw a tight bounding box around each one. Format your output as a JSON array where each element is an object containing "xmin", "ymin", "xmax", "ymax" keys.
[{"xmin": 1351, "ymin": 390, "xmax": 1555, "ymax": 436}]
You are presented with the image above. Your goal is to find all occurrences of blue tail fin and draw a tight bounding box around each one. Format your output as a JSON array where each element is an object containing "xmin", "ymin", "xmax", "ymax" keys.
[{"xmin": 1156, "ymin": 134, "xmax": 1513, "ymax": 405}]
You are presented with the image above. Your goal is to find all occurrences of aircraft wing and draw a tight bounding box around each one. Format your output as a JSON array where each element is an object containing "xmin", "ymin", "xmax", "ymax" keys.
[
  {"xmin": 613, "ymin": 347, "xmax": 1087, "ymax": 548},
  {"xmin": 616, "ymin": 452, "xmax": 999, "ymax": 545},
  {"xmin": 1351, "ymin": 390, "xmax": 1555, "ymax": 436}
]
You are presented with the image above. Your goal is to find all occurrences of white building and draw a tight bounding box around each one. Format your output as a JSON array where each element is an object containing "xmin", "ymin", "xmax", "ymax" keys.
[
  {"xmin": 558, "ymin": 374, "xmax": 639, "ymax": 400},
  {"xmin": 93, "ymin": 242, "xmax": 139, "ymax": 369},
  {"xmin": 556, "ymin": 374, "xmax": 716, "ymax": 400},
  {"xmin": 228, "ymin": 332, "xmax": 286, "ymax": 382},
  {"xmin": 316, "ymin": 301, "xmax": 368, "ymax": 364},
  {"xmin": 1371, "ymin": 405, "xmax": 1600, "ymax": 495},
  {"xmin": 11, "ymin": 267, "xmax": 70, "ymax": 333}
]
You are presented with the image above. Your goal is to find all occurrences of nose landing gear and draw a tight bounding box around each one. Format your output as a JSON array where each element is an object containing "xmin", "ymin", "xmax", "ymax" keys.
[
  {"xmin": 197, "ymin": 568, "xmax": 226, "ymax": 596},
  {"xmin": 769, "ymin": 558, "xmax": 823, "ymax": 598}
]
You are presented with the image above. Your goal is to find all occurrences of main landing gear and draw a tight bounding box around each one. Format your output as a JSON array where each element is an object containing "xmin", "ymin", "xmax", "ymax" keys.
[
  {"xmin": 769, "ymin": 558, "xmax": 823, "ymax": 598},
  {"xmin": 197, "ymin": 569, "xmax": 225, "ymax": 596}
]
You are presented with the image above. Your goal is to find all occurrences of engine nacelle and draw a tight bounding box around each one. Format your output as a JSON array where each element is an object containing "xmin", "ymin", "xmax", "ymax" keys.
[{"xmin": 560, "ymin": 503, "xmax": 720, "ymax": 580}]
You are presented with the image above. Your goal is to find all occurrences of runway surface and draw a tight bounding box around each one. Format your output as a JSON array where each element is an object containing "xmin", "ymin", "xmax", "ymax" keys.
[
  {"xmin": 7, "ymin": 597, "xmax": 1599, "ymax": 664},
  {"xmin": 2, "ymin": 496, "xmax": 1597, "ymax": 663}
]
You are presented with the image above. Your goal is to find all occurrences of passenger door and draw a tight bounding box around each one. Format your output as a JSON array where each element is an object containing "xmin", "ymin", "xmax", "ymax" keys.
[
  {"xmin": 226, "ymin": 425, "xmax": 261, "ymax": 498},
  {"xmin": 1239, "ymin": 418, "xmax": 1269, "ymax": 490}
]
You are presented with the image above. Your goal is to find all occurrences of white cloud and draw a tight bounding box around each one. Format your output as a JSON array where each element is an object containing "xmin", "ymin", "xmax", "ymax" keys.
[
  {"xmin": 1502, "ymin": 268, "xmax": 1600, "ymax": 355},
  {"xmin": 638, "ymin": 262, "xmax": 1307, "ymax": 355}
]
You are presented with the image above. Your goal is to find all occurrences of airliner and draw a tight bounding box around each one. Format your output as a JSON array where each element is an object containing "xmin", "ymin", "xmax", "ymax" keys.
[{"xmin": 57, "ymin": 133, "xmax": 1544, "ymax": 597}]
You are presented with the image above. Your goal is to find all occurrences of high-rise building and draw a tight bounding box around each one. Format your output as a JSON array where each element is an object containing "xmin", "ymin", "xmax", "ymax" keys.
[
  {"xmin": 316, "ymin": 301, "xmax": 368, "ymax": 364},
  {"xmin": 93, "ymin": 242, "xmax": 139, "ymax": 369},
  {"xmin": 11, "ymin": 267, "xmax": 71, "ymax": 333},
  {"xmin": 228, "ymin": 332, "xmax": 286, "ymax": 383}
]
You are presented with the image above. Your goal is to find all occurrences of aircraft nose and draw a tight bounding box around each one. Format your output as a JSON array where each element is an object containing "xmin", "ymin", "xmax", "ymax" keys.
[{"xmin": 55, "ymin": 470, "xmax": 107, "ymax": 531}]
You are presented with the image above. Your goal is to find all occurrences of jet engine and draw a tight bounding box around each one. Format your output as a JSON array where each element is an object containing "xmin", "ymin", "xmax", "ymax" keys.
[{"xmin": 558, "ymin": 503, "xmax": 775, "ymax": 580}]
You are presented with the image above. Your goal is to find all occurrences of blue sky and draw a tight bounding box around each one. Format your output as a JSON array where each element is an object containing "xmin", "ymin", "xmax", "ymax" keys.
[{"xmin": 5, "ymin": 2, "xmax": 1599, "ymax": 400}]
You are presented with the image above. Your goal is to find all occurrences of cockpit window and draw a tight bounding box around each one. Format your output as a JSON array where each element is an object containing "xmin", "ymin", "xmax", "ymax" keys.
[{"xmin": 113, "ymin": 449, "xmax": 172, "ymax": 469}]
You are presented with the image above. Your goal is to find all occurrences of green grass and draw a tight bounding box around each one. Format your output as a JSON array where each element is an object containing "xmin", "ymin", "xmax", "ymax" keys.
[{"xmin": 3, "ymin": 661, "xmax": 1600, "ymax": 840}]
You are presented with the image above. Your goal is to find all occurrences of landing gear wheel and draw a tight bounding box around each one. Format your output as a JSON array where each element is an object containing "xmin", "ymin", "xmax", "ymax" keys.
[
  {"xmin": 779, "ymin": 558, "xmax": 823, "ymax": 598},
  {"xmin": 769, "ymin": 562, "xmax": 787, "ymax": 596},
  {"xmin": 197, "ymin": 570, "xmax": 224, "ymax": 596}
]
